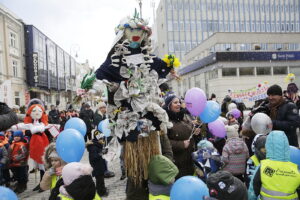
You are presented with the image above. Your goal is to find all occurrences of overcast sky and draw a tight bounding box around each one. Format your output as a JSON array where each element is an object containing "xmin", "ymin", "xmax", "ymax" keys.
[{"xmin": 0, "ymin": 0, "xmax": 158, "ymax": 69}]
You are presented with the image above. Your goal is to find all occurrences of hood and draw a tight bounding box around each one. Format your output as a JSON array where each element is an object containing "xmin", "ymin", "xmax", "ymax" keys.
[
  {"xmin": 148, "ymin": 155, "xmax": 178, "ymax": 185},
  {"xmin": 266, "ymin": 130, "xmax": 290, "ymax": 162},
  {"xmin": 226, "ymin": 138, "xmax": 245, "ymax": 154},
  {"xmin": 43, "ymin": 143, "xmax": 66, "ymax": 169}
]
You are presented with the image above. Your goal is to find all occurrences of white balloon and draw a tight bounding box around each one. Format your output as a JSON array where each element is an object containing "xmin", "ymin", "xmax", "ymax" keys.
[
  {"xmin": 251, "ymin": 113, "xmax": 272, "ymax": 135},
  {"xmin": 228, "ymin": 103, "xmax": 237, "ymax": 112}
]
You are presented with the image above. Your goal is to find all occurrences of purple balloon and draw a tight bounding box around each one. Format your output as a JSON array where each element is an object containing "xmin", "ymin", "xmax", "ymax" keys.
[
  {"xmin": 208, "ymin": 119, "xmax": 226, "ymax": 138},
  {"xmin": 230, "ymin": 108, "xmax": 241, "ymax": 119},
  {"xmin": 184, "ymin": 88, "xmax": 207, "ymax": 116}
]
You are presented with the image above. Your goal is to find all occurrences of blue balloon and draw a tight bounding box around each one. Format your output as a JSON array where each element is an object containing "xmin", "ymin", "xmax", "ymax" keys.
[
  {"xmin": 64, "ymin": 117, "xmax": 87, "ymax": 137},
  {"xmin": 170, "ymin": 176, "xmax": 209, "ymax": 200},
  {"xmin": 290, "ymin": 146, "xmax": 300, "ymax": 169},
  {"xmin": 56, "ymin": 129, "xmax": 85, "ymax": 163},
  {"xmin": 98, "ymin": 119, "xmax": 111, "ymax": 137},
  {"xmin": 199, "ymin": 101, "xmax": 221, "ymax": 123},
  {"xmin": 0, "ymin": 186, "xmax": 18, "ymax": 200}
]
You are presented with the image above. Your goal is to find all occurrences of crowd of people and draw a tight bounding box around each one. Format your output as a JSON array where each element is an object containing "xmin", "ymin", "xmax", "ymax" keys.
[{"xmin": 0, "ymin": 83, "xmax": 298, "ymax": 200}]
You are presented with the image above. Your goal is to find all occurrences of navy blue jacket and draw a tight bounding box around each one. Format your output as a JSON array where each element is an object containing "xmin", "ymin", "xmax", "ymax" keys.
[{"xmin": 86, "ymin": 140, "xmax": 105, "ymax": 177}]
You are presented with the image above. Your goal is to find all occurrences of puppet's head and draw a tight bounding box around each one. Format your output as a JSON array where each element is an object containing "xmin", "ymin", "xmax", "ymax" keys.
[
  {"xmin": 114, "ymin": 10, "xmax": 151, "ymax": 49},
  {"xmin": 24, "ymin": 104, "xmax": 48, "ymax": 125}
]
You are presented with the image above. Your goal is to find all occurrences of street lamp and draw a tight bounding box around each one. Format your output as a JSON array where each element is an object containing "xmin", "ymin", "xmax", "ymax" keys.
[
  {"xmin": 136, "ymin": 0, "xmax": 143, "ymax": 18},
  {"xmin": 70, "ymin": 44, "xmax": 80, "ymax": 59}
]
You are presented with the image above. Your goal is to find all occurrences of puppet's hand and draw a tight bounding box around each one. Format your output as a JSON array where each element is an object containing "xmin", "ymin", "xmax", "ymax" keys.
[
  {"xmin": 81, "ymin": 71, "xmax": 96, "ymax": 90},
  {"xmin": 30, "ymin": 123, "xmax": 45, "ymax": 134}
]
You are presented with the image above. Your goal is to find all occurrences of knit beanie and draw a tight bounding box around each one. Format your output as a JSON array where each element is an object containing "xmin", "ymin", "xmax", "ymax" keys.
[
  {"xmin": 287, "ymin": 83, "xmax": 298, "ymax": 94},
  {"xmin": 267, "ymin": 84, "xmax": 282, "ymax": 96},
  {"xmin": 0, "ymin": 132, "xmax": 5, "ymax": 140},
  {"xmin": 207, "ymin": 171, "xmax": 248, "ymax": 200},
  {"xmin": 13, "ymin": 130, "xmax": 23, "ymax": 139},
  {"xmin": 163, "ymin": 95, "xmax": 178, "ymax": 110},
  {"xmin": 62, "ymin": 162, "xmax": 93, "ymax": 186},
  {"xmin": 253, "ymin": 135, "xmax": 267, "ymax": 161},
  {"xmin": 225, "ymin": 125, "xmax": 239, "ymax": 138},
  {"xmin": 197, "ymin": 140, "xmax": 214, "ymax": 150},
  {"xmin": 98, "ymin": 102, "xmax": 106, "ymax": 108}
]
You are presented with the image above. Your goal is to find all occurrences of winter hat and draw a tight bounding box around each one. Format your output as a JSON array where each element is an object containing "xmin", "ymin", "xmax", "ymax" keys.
[
  {"xmin": 13, "ymin": 130, "xmax": 23, "ymax": 139},
  {"xmin": 287, "ymin": 83, "xmax": 298, "ymax": 94},
  {"xmin": 43, "ymin": 143, "xmax": 66, "ymax": 169},
  {"xmin": 197, "ymin": 140, "xmax": 214, "ymax": 150},
  {"xmin": 62, "ymin": 162, "xmax": 93, "ymax": 186},
  {"xmin": 148, "ymin": 155, "xmax": 178, "ymax": 185},
  {"xmin": 267, "ymin": 84, "xmax": 282, "ymax": 96},
  {"xmin": 98, "ymin": 102, "xmax": 106, "ymax": 108},
  {"xmin": 163, "ymin": 95, "xmax": 179, "ymax": 110},
  {"xmin": 227, "ymin": 103, "xmax": 237, "ymax": 112},
  {"xmin": 252, "ymin": 135, "xmax": 267, "ymax": 161},
  {"xmin": 225, "ymin": 125, "xmax": 239, "ymax": 138},
  {"xmin": 207, "ymin": 171, "xmax": 248, "ymax": 200},
  {"xmin": 0, "ymin": 132, "xmax": 5, "ymax": 140}
]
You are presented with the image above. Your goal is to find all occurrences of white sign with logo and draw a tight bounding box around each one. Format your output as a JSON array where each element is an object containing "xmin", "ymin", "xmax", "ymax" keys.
[{"xmin": 33, "ymin": 52, "xmax": 39, "ymax": 85}]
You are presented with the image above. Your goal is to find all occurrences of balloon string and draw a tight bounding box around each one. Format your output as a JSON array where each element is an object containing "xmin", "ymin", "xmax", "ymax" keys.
[{"xmin": 189, "ymin": 122, "xmax": 203, "ymax": 140}]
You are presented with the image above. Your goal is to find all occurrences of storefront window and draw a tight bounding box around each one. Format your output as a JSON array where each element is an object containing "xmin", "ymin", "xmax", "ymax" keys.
[
  {"xmin": 222, "ymin": 68, "xmax": 237, "ymax": 76},
  {"xmin": 239, "ymin": 67, "xmax": 254, "ymax": 76},
  {"xmin": 256, "ymin": 67, "xmax": 271, "ymax": 75},
  {"xmin": 273, "ymin": 66, "xmax": 287, "ymax": 75}
]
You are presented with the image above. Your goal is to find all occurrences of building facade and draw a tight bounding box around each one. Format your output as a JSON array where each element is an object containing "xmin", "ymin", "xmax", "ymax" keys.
[
  {"xmin": 24, "ymin": 25, "xmax": 80, "ymax": 110},
  {"xmin": 155, "ymin": 0, "xmax": 300, "ymax": 60},
  {"xmin": 0, "ymin": 5, "xmax": 27, "ymax": 107}
]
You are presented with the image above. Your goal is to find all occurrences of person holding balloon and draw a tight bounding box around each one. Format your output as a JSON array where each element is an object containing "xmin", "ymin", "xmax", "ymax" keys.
[
  {"xmin": 163, "ymin": 95, "xmax": 201, "ymax": 179},
  {"xmin": 39, "ymin": 143, "xmax": 66, "ymax": 192}
]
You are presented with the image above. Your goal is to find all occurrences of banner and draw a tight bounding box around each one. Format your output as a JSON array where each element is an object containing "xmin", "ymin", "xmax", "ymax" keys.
[{"xmin": 229, "ymin": 84, "xmax": 268, "ymax": 102}]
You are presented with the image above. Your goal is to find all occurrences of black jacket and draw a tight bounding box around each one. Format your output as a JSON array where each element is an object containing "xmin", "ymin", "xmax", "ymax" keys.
[
  {"xmin": 79, "ymin": 109, "xmax": 94, "ymax": 132},
  {"xmin": 267, "ymin": 100, "xmax": 299, "ymax": 147},
  {"xmin": 48, "ymin": 109, "xmax": 60, "ymax": 124},
  {"xmin": 86, "ymin": 140, "xmax": 105, "ymax": 176},
  {"xmin": 0, "ymin": 102, "xmax": 18, "ymax": 131},
  {"xmin": 93, "ymin": 110, "xmax": 106, "ymax": 127}
]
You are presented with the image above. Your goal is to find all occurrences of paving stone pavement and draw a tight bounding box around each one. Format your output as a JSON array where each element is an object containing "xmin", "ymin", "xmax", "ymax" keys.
[{"xmin": 17, "ymin": 151, "xmax": 126, "ymax": 200}]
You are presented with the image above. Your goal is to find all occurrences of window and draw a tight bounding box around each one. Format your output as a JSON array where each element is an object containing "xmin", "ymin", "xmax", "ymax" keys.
[
  {"xmin": 209, "ymin": 69, "xmax": 218, "ymax": 79},
  {"xmin": 168, "ymin": 41, "xmax": 174, "ymax": 52},
  {"xmin": 222, "ymin": 68, "xmax": 237, "ymax": 76},
  {"xmin": 10, "ymin": 32, "xmax": 16, "ymax": 48},
  {"xmin": 167, "ymin": 21, "xmax": 173, "ymax": 31},
  {"xmin": 256, "ymin": 67, "xmax": 271, "ymax": 75},
  {"xmin": 12, "ymin": 60, "xmax": 18, "ymax": 77},
  {"xmin": 15, "ymin": 92, "xmax": 20, "ymax": 106},
  {"xmin": 273, "ymin": 66, "xmax": 287, "ymax": 75},
  {"xmin": 239, "ymin": 67, "xmax": 254, "ymax": 76}
]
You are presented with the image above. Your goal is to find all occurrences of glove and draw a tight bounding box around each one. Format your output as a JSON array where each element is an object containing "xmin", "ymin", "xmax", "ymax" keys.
[
  {"xmin": 49, "ymin": 167, "xmax": 55, "ymax": 176},
  {"xmin": 203, "ymin": 152, "xmax": 211, "ymax": 159}
]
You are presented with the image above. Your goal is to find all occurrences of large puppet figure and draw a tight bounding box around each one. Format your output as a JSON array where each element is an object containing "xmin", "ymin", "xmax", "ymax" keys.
[
  {"xmin": 11, "ymin": 99, "xmax": 50, "ymax": 191},
  {"xmin": 80, "ymin": 11, "xmax": 180, "ymax": 200}
]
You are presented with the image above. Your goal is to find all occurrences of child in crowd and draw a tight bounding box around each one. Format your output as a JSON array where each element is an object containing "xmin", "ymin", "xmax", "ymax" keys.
[
  {"xmin": 226, "ymin": 113, "xmax": 239, "ymax": 126},
  {"xmin": 9, "ymin": 130, "xmax": 29, "ymax": 193},
  {"xmin": 56, "ymin": 162, "xmax": 100, "ymax": 200},
  {"xmin": 40, "ymin": 143, "xmax": 66, "ymax": 192},
  {"xmin": 206, "ymin": 170, "xmax": 248, "ymax": 200},
  {"xmin": 246, "ymin": 134, "xmax": 267, "ymax": 186},
  {"xmin": 222, "ymin": 125, "xmax": 249, "ymax": 182},
  {"xmin": 148, "ymin": 155, "xmax": 178, "ymax": 199},
  {"xmin": 0, "ymin": 132, "xmax": 9, "ymax": 185},
  {"xmin": 86, "ymin": 130, "xmax": 108, "ymax": 197},
  {"xmin": 192, "ymin": 140, "xmax": 222, "ymax": 181}
]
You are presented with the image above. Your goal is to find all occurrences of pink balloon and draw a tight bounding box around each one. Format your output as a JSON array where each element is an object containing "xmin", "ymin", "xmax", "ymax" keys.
[
  {"xmin": 184, "ymin": 88, "xmax": 207, "ymax": 116},
  {"xmin": 208, "ymin": 119, "xmax": 226, "ymax": 138},
  {"xmin": 230, "ymin": 108, "xmax": 241, "ymax": 119}
]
